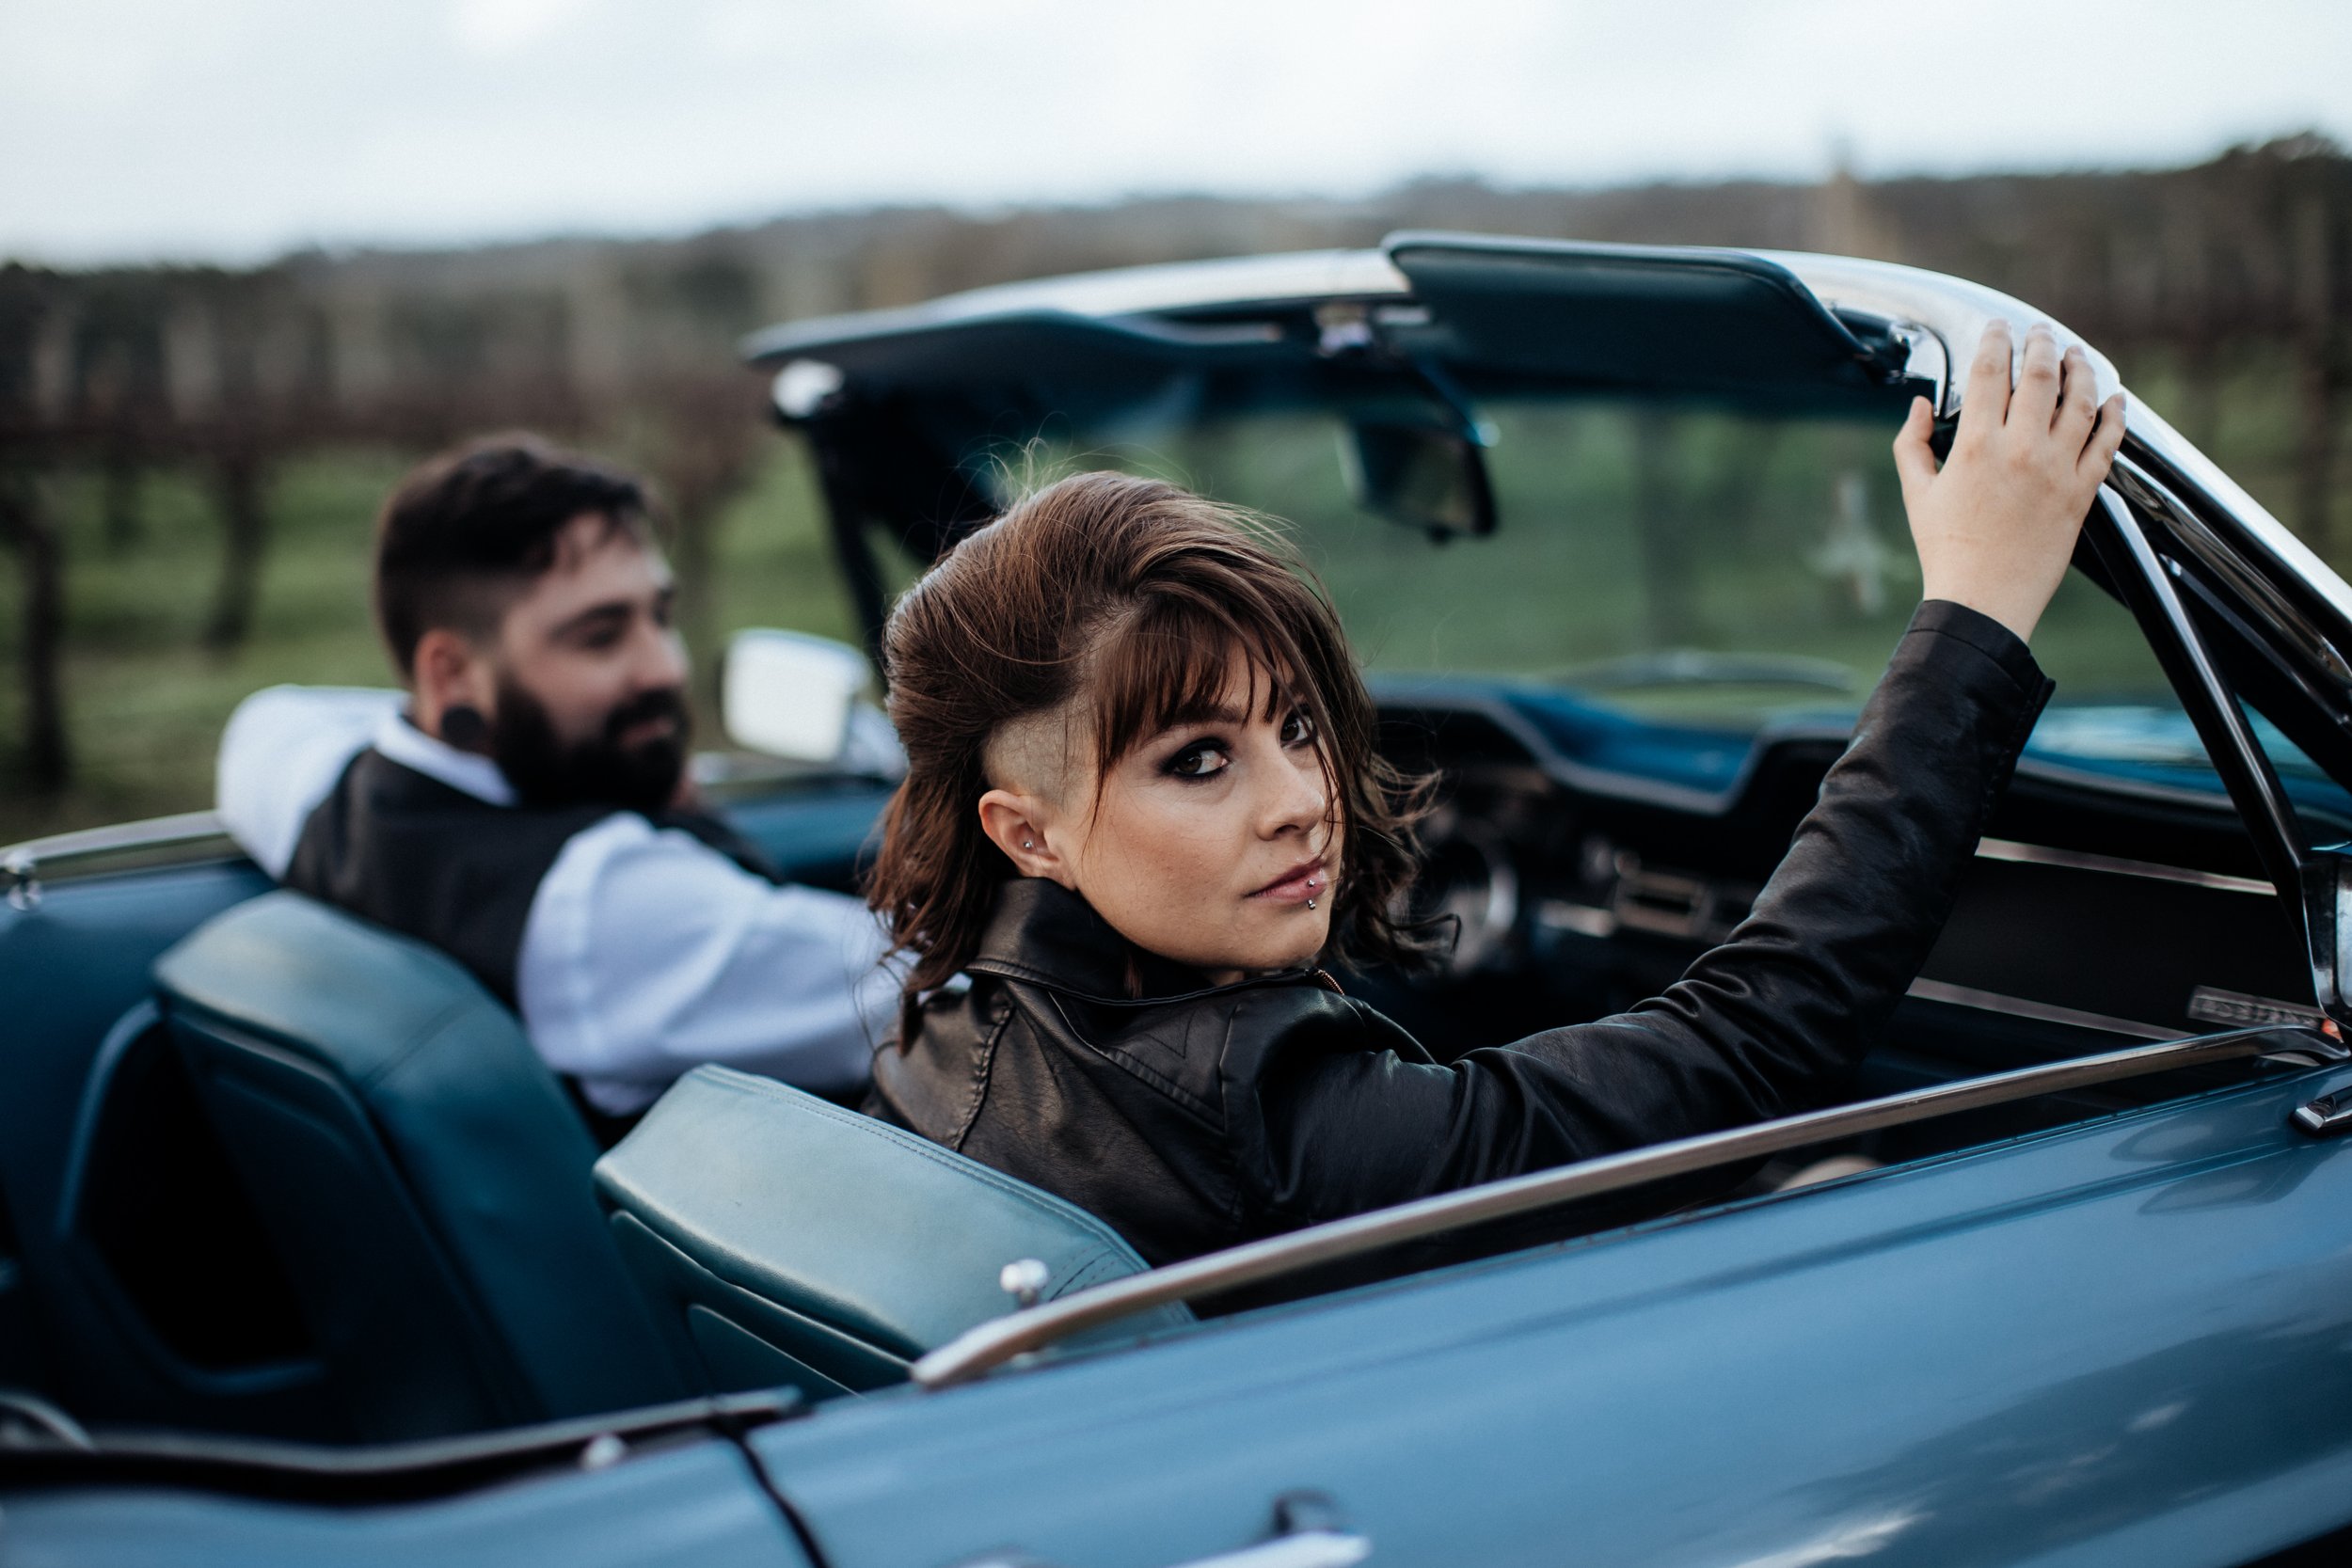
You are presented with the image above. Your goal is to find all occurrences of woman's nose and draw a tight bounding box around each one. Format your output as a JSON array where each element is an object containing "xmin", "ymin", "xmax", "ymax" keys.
[{"xmin": 1260, "ymin": 748, "xmax": 1329, "ymax": 838}]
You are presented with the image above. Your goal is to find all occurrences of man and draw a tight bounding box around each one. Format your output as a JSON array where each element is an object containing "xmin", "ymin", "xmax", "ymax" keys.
[{"xmin": 217, "ymin": 435, "xmax": 894, "ymax": 1132}]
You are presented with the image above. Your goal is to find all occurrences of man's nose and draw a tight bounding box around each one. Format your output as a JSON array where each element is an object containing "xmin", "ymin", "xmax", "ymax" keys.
[{"xmin": 633, "ymin": 623, "xmax": 690, "ymax": 691}]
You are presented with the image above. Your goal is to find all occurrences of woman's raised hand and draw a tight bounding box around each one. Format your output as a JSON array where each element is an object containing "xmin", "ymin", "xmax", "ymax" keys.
[{"xmin": 1891, "ymin": 320, "xmax": 2126, "ymax": 643}]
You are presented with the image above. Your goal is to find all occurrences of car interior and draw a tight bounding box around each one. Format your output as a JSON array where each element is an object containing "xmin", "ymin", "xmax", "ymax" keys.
[{"xmin": 7, "ymin": 242, "xmax": 2350, "ymax": 1459}]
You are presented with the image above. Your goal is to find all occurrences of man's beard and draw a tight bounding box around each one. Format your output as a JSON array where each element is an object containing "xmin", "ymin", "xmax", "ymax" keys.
[{"xmin": 489, "ymin": 678, "xmax": 692, "ymax": 815}]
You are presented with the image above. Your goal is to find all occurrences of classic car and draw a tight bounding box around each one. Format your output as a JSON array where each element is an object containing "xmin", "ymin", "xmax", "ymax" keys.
[{"xmin": 7, "ymin": 232, "xmax": 2352, "ymax": 1568}]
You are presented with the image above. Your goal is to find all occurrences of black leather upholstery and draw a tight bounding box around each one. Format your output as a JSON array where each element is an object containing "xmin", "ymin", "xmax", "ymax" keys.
[
  {"xmin": 596, "ymin": 1065, "xmax": 1188, "ymax": 1402},
  {"xmin": 153, "ymin": 892, "xmax": 687, "ymax": 1442}
]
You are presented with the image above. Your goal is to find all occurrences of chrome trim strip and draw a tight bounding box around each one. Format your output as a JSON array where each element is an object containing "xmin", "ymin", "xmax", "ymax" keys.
[
  {"xmin": 912, "ymin": 1026, "xmax": 2297, "ymax": 1389},
  {"xmin": 3, "ymin": 811, "xmax": 237, "ymax": 911},
  {"xmin": 1973, "ymin": 837, "xmax": 2273, "ymax": 896},
  {"xmin": 1, "ymin": 810, "xmax": 228, "ymax": 871},
  {"xmin": 1902, "ymin": 978, "xmax": 2188, "ymax": 1042}
]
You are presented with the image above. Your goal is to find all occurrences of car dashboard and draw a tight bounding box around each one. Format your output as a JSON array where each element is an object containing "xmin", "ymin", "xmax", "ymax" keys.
[{"xmin": 1361, "ymin": 678, "xmax": 2326, "ymax": 1168}]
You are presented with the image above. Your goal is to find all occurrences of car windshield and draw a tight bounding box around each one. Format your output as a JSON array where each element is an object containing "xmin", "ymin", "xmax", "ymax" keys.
[{"xmin": 1001, "ymin": 394, "xmax": 2352, "ymax": 832}]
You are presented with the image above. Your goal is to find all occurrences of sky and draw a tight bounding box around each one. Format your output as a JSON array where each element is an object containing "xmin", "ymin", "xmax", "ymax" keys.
[{"xmin": 5, "ymin": 0, "xmax": 2349, "ymax": 265}]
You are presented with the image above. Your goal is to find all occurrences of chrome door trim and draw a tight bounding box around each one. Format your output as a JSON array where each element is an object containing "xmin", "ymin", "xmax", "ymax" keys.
[
  {"xmin": 913, "ymin": 1025, "xmax": 2307, "ymax": 1390},
  {"xmin": 2, "ymin": 811, "xmax": 238, "ymax": 910},
  {"xmin": 1903, "ymin": 978, "xmax": 2189, "ymax": 1042},
  {"xmin": 1972, "ymin": 837, "xmax": 2273, "ymax": 895}
]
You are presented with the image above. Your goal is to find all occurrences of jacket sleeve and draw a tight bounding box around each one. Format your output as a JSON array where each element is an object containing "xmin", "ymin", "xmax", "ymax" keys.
[{"xmin": 1243, "ymin": 599, "xmax": 2054, "ymax": 1230}]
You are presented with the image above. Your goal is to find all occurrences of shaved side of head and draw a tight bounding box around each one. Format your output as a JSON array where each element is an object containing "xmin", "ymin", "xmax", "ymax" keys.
[{"xmin": 982, "ymin": 701, "xmax": 1087, "ymax": 805}]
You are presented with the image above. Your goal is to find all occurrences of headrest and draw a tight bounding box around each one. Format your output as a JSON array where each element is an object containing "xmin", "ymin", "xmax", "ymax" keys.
[{"xmin": 596, "ymin": 1066, "xmax": 1184, "ymax": 1360}]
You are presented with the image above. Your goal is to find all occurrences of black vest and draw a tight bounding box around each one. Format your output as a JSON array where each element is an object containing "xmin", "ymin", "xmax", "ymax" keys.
[{"xmin": 285, "ymin": 747, "xmax": 779, "ymax": 1009}]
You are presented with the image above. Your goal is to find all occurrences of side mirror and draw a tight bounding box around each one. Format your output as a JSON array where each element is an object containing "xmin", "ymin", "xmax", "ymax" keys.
[
  {"xmin": 1341, "ymin": 420, "xmax": 1497, "ymax": 540},
  {"xmin": 722, "ymin": 629, "xmax": 873, "ymax": 764}
]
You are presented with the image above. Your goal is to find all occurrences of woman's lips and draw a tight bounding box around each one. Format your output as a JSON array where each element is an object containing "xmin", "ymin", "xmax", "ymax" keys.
[{"xmin": 1250, "ymin": 858, "xmax": 1328, "ymax": 904}]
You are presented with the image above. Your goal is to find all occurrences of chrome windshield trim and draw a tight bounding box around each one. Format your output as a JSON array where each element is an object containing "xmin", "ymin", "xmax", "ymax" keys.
[
  {"xmin": 912, "ymin": 1026, "xmax": 2304, "ymax": 1389},
  {"xmin": 1973, "ymin": 837, "xmax": 2274, "ymax": 896}
]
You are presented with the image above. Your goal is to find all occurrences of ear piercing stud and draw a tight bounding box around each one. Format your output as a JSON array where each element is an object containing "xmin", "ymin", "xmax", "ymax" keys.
[{"xmin": 1023, "ymin": 840, "xmax": 1034, "ymax": 850}]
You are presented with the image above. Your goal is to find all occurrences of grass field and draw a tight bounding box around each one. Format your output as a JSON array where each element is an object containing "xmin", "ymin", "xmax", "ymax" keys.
[{"xmin": 0, "ymin": 347, "xmax": 2340, "ymax": 845}]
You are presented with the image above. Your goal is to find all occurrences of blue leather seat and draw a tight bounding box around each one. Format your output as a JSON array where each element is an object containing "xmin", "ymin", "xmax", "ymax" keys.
[
  {"xmin": 152, "ymin": 891, "xmax": 688, "ymax": 1442},
  {"xmin": 595, "ymin": 1065, "xmax": 1189, "ymax": 1402}
]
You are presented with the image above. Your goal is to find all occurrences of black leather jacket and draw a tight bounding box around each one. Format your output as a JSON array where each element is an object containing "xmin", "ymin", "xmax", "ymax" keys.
[{"xmin": 869, "ymin": 601, "xmax": 2052, "ymax": 1267}]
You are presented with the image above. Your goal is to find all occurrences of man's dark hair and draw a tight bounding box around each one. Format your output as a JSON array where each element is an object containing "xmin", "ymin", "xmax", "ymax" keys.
[{"xmin": 373, "ymin": 434, "xmax": 656, "ymax": 676}]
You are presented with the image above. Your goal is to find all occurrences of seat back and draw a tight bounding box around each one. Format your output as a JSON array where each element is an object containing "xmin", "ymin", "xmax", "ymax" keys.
[
  {"xmin": 595, "ymin": 1065, "xmax": 1188, "ymax": 1402},
  {"xmin": 153, "ymin": 892, "xmax": 686, "ymax": 1441}
]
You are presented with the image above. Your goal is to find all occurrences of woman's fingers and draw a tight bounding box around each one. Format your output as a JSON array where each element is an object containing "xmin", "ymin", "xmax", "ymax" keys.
[
  {"xmin": 1891, "ymin": 396, "xmax": 1938, "ymax": 507},
  {"xmin": 2011, "ymin": 323, "xmax": 2063, "ymax": 431},
  {"xmin": 2077, "ymin": 392, "xmax": 2127, "ymax": 481},
  {"xmin": 1957, "ymin": 320, "xmax": 2013, "ymax": 444},
  {"xmin": 2054, "ymin": 343, "xmax": 2097, "ymax": 443}
]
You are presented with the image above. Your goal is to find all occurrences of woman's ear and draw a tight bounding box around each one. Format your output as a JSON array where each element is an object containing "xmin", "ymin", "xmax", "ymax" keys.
[{"xmin": 977, "ymin": 788, "xmax": 1073, "ymax": 887}]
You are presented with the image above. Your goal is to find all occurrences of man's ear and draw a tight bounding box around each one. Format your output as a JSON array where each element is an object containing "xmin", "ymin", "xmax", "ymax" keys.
[
  {"xmin": 411, "ymin": 626, "xmax": 499, "ymax": 746},
  {"xmin": 977, "ymin": 788, "xmax": 1073, "ymax": 887}
]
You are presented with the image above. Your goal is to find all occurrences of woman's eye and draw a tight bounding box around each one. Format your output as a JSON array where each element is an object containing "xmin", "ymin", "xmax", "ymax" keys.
[
  {"xmin": 1167, "ymin": 742, "xmax": 1231, "ymax": 779},
  {"xmin": 1281, "ymin": 710, "xmax": 1317, "ymax": 748}
]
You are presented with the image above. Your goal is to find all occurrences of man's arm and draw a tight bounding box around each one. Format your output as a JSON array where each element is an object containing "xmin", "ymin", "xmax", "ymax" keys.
[
  {"xmin": 517, "ymin": 815, "xmax": 898, "ymax": 1117},
  {"xmin": 216, "ymin": 686, "xmax": 402, "ymax": 878}
]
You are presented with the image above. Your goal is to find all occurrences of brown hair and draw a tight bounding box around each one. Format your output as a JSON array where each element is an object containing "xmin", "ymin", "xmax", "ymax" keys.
[
  {"xmin": 867, "ymin": 470, "xmax": 1437, "ymax": 1044},
  {"xmin": 373, "ymin": 434, "xmax": 654, "ymax": 676}
]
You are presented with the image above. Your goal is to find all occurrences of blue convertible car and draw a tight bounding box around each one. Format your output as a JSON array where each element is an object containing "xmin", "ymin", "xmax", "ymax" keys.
[{"xmin": 8, "ymin": 235, "xmax": 2352, "ymax": 1567}]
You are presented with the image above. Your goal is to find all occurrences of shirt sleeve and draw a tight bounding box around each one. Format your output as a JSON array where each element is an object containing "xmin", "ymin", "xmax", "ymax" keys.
[
  {"xmin": 516, "ymin": 813, "xmax": 899, "ymax": 1116},
  {"xmin": 215, "ymin": 686, "xmax": 402, "ymax": 879},
  {"xmin": 1246, "ymin": 599, "xmax": 2055, "ymax": 1229}
]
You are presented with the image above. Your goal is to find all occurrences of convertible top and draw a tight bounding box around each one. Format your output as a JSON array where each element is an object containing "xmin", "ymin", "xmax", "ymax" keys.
[{"xmin": 740, "ymin": 233, "xmax": 1928, "ymax": 434}]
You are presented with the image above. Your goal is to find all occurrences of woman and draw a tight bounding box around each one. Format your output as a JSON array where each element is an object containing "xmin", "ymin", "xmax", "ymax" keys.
[{"xmin": 866, "ymin": 323, "xmax": 2124, "ymax": 1267}]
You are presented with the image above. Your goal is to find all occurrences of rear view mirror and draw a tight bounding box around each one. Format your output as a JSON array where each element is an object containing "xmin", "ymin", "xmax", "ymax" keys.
[
  {"xmin": 723, "ymin": 629, "xmax": 872, "ymax": 764},
  {"xmin": 1342, "ymin": 420, "xmax": 1497, "ymax": 539}
]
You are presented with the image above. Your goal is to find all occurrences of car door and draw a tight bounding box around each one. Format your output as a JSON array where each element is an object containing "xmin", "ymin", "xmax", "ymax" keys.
[{"xmin": 744, "ymin": 1046, "xmax": 2352, "ymax": 1568}]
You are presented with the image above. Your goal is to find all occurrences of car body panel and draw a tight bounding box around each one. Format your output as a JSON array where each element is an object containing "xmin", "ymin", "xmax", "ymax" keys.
[
  {"xmin": 752, "ymin": 1063, "xmax": 2352, "ymax": 1567},
  {"xmin": 0, "ymin": 1436, "xmax": 813, "ymax": 1568}
]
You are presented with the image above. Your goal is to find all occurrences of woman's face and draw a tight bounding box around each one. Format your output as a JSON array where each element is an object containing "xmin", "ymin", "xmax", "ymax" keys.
[{"xmin": 981, "ymin": 660, "xmax": 1342, "ymax": 984}]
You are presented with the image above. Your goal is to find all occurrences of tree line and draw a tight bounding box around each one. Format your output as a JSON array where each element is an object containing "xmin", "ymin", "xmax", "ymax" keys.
[{"xmin": 1, "ymin": 135, "xmax": 2344, "ymax": 807}]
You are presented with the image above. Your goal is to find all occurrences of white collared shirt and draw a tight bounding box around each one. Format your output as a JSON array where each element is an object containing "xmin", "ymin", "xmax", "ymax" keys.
[{"xmin": 215, "ymin": 686, "xmax": 895, "ymax": 1115}]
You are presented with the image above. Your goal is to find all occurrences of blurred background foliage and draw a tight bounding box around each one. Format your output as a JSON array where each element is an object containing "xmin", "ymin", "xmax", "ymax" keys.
[{"xmin": 2, "ymin": 136, "xmax": 2347, "ymax": 841}]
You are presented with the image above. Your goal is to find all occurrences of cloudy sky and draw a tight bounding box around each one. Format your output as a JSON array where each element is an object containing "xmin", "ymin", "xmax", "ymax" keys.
[{"xmin": 6, "ymin": 0, "xmax": 2347, "ymax": 264}]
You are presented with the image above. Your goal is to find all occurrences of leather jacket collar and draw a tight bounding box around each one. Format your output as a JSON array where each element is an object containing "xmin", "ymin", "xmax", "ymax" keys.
[{"xmin": 964, "ymin": 878, "xmax": 1319, "ymax": 1006}]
